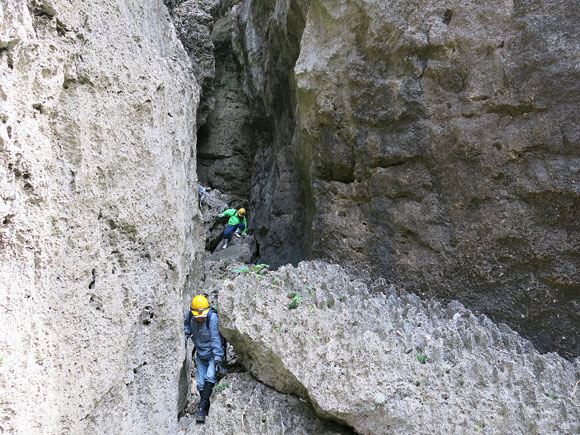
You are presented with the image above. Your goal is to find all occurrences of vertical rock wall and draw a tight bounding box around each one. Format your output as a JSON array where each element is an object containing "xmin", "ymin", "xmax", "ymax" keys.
[
  {"xmin": 295, "ymin": 0, "xmax": 580, "ymax": 358},
  {"xmin": 0, "ymin": 1, "xmax": 202, "ymax": 433},
  {"xmin": 171, "ymin": 0, "xmax": 312, "ymax": 263},
  {"xmin": 166, "ymin": 0, "xmax": 578, "ymax": 360}
]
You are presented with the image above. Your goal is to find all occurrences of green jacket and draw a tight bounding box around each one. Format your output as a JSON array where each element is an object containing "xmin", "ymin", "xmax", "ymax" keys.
[{"xmin": 223, "ymin": 209, "xmax": 247, "ymax": 235}]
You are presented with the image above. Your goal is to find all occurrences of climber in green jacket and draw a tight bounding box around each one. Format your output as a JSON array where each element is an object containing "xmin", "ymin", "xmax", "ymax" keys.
[{"xmin": 218, "ymin": 208, "xmax": 247, "ymax": 249}]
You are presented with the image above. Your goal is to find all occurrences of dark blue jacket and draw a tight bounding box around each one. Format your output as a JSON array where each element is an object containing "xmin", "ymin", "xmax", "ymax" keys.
[{"xmin": 184, "ymin": 309, "xmax": 224, "ymax": 362}]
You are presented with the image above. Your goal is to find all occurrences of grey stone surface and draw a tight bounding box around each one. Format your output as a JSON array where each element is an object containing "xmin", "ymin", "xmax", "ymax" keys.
[
  {"xmin": 181, "ymin": 373, "xmax": 350, "ymax": 434},
  {"xmin": 199, "ymin": 186, "xmax": 233, "ymax": 250},
  {"xmin": 168, "ymin": 0, "xmax": 580, "ymax": 360},
  {"xmin": 212, "ymin": 261, "xmax": 580, "ymax": 434},
  {"xmin": 0, "ymin": 0, "xmax": 203, "ymax": 433},
  {"xmin": 164, "ymin": 0, "xmax": 222, "ymax": 127},
  {"xmin": 294, "ymin": 0, "xmax": 580, "ymax": 359},
  {"xmin": 206, "ymin": 236, "xmax": 256, "ymax": 263},
  {"xmin": 174, "ymin": 0, "xmax": 312, "ymax": 264}
]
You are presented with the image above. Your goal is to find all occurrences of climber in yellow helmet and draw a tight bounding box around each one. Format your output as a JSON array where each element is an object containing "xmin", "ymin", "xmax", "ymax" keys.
[
  {"xmin": 184, "ymin": 294, "xmax": 225, "ymax": 423},
  {"xmin": 217, "ymin": 207, "xmax": 248, "ymax": 249}
]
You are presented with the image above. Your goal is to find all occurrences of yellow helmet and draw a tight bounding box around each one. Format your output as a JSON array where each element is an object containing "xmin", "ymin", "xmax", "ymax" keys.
[
  {"xmin": 238, "ymin": 208, "xmax": 246, "ymax": 216},
  {"xmin": 191, "ymin": 295, "xmax": 210, "ymax": 318}
]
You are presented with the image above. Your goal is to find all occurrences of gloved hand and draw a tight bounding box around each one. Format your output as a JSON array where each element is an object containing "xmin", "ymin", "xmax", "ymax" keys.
[
  {"xmin": 218, "ymin": 213, "xmax": 224, "ymax": 218},
  {"xmin": 185, "ymin": 334, "xmax": 191, "ymax": 345},
  {"xmin": 215, "ymin": 359, "xmax": 227, "ymax": 378}
]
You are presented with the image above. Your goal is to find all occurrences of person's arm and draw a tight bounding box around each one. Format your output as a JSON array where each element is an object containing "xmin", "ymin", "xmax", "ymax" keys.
[
  {"xmin": 184, "ymin": 310, "xmax": 193, "ymax": 336},
  {"xmin": 242, "ymin": 216, "xmax": 248, "ymax": 235},
  {"xmin": 208, "ymin": 314, "xmax": 224, "ymax": 362},
  {"xmin": 219, "ymin": 209, "xmax": 235, "ymax": 218}
]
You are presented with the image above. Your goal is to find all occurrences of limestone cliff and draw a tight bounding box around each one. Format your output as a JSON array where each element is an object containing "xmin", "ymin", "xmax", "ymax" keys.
[
  {"xmin": 0, "ymin": 1, "xmax": 202, "ymax": 433},
  {"xmin": 168, "ymin": 0, "xmax": 579, "ymax": 359},
  {"xmin": 176, "ymin": 0, "xmax": 313, "ymax": 265},
  {"xmin": 202, "ymin": 260, "xmax": 580, "ymax": 434},
  {"xmin": 294, "ymin": 0, "xmax": 580, "ymax": 359}
]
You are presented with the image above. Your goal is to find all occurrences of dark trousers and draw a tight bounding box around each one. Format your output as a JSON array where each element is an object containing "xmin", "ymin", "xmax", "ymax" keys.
[{"xmin": 223, "ymin": 223, "xmax": 245, "ymax": 241}]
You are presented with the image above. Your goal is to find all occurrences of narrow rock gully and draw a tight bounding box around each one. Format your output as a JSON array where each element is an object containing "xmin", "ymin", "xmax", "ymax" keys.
[
  {"xmin": 177, "ymin": 190, "xmax": 580, "ymax": 434},
  {"xmin": 177, "ymin": 187, "xmax": 354, "ymax": 433}
]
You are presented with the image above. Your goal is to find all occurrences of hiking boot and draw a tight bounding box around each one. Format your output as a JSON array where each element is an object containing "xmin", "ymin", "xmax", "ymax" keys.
[
  {"xmin": 234, "ymin": 229, "xmax": 241, "ymax": 238},
  {"xmin": 222, "ymin": 240, "xmax": 228, "ymax": 249},
  {"xmin": 195, "ymin": 402, "xmax": 206, "ymax": 423},
  {"xmin": 196, "ymin": 381, "xmax": 214, "ymax": 422}
]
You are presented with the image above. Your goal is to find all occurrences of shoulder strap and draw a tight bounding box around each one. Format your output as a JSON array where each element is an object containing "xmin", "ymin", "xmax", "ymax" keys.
[{"xmin": 205, "ymin": 309, "xmax": 215, "ymax": 327}]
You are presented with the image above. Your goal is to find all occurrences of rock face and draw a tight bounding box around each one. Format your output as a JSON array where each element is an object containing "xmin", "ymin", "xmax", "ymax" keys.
[
  {"xmin": 0, "ymin": 1, "xmax": 202, "ymax": 433},
  {"xmin": 176, "ymin": 0, "xmax": 313, "ymax": 265},
  {"xmin": 215, "ymin": 261, "xmax": 580, "ymax": 434},
  {"xmin": 164, "ymin": 0, "xmax": 223, "ymax": 127},
  {"xmin": 168, "ymin": 0, "xmax": 579, "ymax": 359},
  {"xmin": 295, "ymin": 0, "xmax": 580, "ymax": 358},
  {"xmin": 181, "ymin": 373, "xmax": 351, "ymax": 434}
]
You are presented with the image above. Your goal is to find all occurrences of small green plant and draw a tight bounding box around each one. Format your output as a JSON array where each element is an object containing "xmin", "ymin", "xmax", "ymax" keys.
[
  {"xmin": 214, "ymin": 382, "xmax": 230, "ymax": 393},
  {"xmin": 413, "ymin": 380, "xmax": 421, "ymax": 387},
  {"xmin": 457, "ymin": 377, "xmax": 465, "ymax": 386},
  {"xmin": 252, "ymin": 264, "xmax": 270, "ymax": 279},
  {"xmin": 307, "ymin": 305, "xmax": 314, "ymax": 312},
  {"xmin": 289, "ymin": 293, "xmax": 302, "ymax": 310},
  {"xmin": 416, "ymin": 353, "xmax": 427, "ymax": 364},
  {"xmin": 549, "ymin": 393, "xmax": 558, "ymax": 399},
  {"xmin": 338, "ymin": 296, "xmax": 344, "ymax": 302},
  {"xmin": 273, "ymin": 277, "xmax": 282, "ymax": 285},
  {"xmin": 0, "ymin": 357, "xmax": 3, "ymax": 364},
  {"xmin": 257, "ymin": 294, "xmax": 263, "ymax": 299},
  {"xmin": 474, "ymin": 425, "xmax": 482, "ymax": 431},
  {"xmin": 326, "ymin": 300, "xmax": 334, "ymax": 308},
  {"xmin": 233, "ymin": 266, "xmax": 250, "ymax": 274}
]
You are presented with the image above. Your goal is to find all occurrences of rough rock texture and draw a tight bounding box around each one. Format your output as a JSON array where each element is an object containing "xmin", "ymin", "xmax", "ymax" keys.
[
  {"xmin": 167, "ymin": 0, "xmax": 580, "ymax": 360},
  {"xmin": 164, "ymin": 0, "xmax": 223, "ymax": 127},
  {"xmin": 175, "ymin": 0, "xmax": 312, "ymax": 264},
  {"xmin": 213, "ymin": 261, "xmax": 580, "ymax": 434},
  {"xmin": 206, "ymin": 237, "xmax": 256, "ymax": 263},
  {"xmin": 180, "ymin": 373, "xmax": 351, "ymax": 434},
  {"xmin": 0, "ymin": 1, "xmax": 203, "ymax": 433},
  {"xmin": 190, "ymin": 1, "xmax": 256, "ymax": 198},
  {"xmin": 295, "ymin": 0, "xmax": 580, "ymax": 359}
]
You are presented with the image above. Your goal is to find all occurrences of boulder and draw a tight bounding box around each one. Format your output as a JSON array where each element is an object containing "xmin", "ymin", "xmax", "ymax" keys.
[
  {"xmin": 181, "ymin": 373, "xmax": 350, "ymax": 434},
  {"xmin": 214, "ymin": 261, "xmax": 580, "ymax": 434}
]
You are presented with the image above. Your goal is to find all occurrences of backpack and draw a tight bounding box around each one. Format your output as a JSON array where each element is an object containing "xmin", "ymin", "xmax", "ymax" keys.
[{"xmin": 205, "ymin": 308, "xmax": 227, "ymax": 365}]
